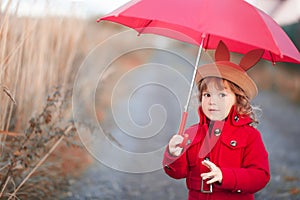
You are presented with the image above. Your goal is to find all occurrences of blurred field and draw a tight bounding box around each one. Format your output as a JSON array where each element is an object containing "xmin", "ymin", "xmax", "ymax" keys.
[
  {"xmin": 0, "ymin": 1, "xmax": 145, "ymax": 198},
  {"xmin": 249, "ymin": 62, "xmax": 300, "ymax": 103}
]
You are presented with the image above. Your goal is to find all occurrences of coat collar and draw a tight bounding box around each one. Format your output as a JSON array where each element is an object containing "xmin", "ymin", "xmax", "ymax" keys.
[
  {"xmin": 198, "ymin": 105, "xmax": 253, "ymax": 127},
  {"xmin": 184, "ymin": 106, "xmax": 253, "ymax": 147}
]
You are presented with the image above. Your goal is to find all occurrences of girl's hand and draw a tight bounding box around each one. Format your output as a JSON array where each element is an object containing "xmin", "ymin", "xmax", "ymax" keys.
[
  {"xmin": 168, "ymin": 135, "xmax": 184, "ymax": 157},
  {"xmin": 201, "ymin": 159, "xmax": 223, "ymax": 184}
]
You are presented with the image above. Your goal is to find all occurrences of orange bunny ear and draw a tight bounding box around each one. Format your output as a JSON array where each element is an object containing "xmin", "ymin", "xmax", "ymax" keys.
[
  {"xmin": 239, "ymin": 49, "xmax": 264, "ymax": 70},
  {"xmin": 215, "ymin": 40, "xmax": 230, "ymax": 62}
]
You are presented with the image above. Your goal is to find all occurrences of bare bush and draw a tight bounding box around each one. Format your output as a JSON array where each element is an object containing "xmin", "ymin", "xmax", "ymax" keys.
[{"xmin": 0, "ymin": 88, "xmax": 77, "ymax": 200}]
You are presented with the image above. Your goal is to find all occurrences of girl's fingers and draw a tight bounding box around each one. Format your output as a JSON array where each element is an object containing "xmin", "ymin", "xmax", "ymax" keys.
[
  {"xmin": 169, "ymin": 135, "xmax": 184, "ymax": 147},
  {"xmin": 201, "ymin": 171, "xmax": 221, "ymax": 183},
  {"xmin": 206, "ymin": 176, "xmax": 219, "ymax": 184},
  {"xmin": 201, "ymin": 171, "xmax": 217, "ymax": 180},
  {"xmin": 201, "ymin": 172, "xmax": 213, "ymax": 180},
  {"xmin": 168, "ymin": 135, "xmax": 184, "ymax": 156},
  {"xmin": 201, "ymin": 160, "xmax": 223, "ymax": 184},
  {"xmin": 202, "ymin": 160, "xmax": 216, "ymax": 170}
]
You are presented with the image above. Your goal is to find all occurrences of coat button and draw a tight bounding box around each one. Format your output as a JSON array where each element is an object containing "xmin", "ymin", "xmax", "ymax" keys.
[
  {"xmin": 230, "ymin": 140, "xmax": 237, "ymax": 147},
  {"xmin": 237, "ymin": 190, "xmax": 242, "ymax": 193},
  {"xmin": 234, "ymin": 115, "xmax": 239, "ymax": 122},
  {"xmin": 214, "ymin": 128, "xmax": 221, "ymax": 136},
  {"xmin": 186, "ymin": 139, "xmax": 191, "ymax": 145}
]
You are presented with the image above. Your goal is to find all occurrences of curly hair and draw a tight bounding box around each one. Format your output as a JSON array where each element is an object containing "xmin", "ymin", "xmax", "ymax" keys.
[{"xmin": 197, "ymin": 77, "xmax": 260, "ymax": 124}]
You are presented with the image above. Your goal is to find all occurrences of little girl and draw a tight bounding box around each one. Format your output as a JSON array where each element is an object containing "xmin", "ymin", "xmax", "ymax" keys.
[{"xmin": 163, "ymin": 41, "xmax": 270, "ymax": 200}]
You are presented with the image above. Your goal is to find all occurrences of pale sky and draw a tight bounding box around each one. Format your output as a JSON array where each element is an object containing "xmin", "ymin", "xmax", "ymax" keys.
[
  {"xmin": 1, "ymin": 0, "xmax": 260, "ymax": 17},
  {"xmin": 1, "ymin": 0, "xmax": 299, "ymax": 25},
  {"xmin": 1, "ymin": 0, "xmax": 132, "ymax": 17}
]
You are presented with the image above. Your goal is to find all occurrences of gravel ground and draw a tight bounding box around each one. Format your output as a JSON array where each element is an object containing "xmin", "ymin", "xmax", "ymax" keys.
[{"xmin": 61, "ymin": 90, "xmax": 300, "ymax": 200}]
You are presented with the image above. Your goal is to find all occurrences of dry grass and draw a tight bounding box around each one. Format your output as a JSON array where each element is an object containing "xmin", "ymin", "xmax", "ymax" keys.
[
  {"xmin": 0, "ymin": 15, "xmax": 86, "ymax": 131},
  {"xmin": 0, "ymin": 2, "xmax": 132, "ymax": 198},
  {"xmin": 0, "ymin": 1, "xmax": 91, "ymax": 199}
]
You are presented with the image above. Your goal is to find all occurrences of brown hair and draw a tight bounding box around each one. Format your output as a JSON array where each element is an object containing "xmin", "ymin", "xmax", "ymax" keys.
[{"xmin": 197, "ymin": 77, "xmax": 259, "ymax": 123}]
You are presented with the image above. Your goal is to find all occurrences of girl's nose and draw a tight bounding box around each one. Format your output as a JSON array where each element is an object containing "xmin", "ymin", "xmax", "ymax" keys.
[{"xmin": 209, "ymin": 95, "xmax": 217, "ymax": 105}]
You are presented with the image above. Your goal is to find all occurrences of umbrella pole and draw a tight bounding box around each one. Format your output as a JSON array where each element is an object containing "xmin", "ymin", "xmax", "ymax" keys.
[{"xmin": 178, "ymin": 36, "xmax": 205, "ymax": 147}]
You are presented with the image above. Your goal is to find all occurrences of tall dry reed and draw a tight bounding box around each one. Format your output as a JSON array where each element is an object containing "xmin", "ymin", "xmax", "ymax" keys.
[
  {"xmin": 0, "ymin": 14, "xmax": 85, "ymax": 132},
  {"xmin": 0, "ymin": 1, "xmax": 88, "ymax": 199}
]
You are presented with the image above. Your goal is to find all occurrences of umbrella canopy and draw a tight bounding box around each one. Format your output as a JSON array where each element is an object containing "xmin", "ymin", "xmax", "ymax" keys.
[
  {"xmin": 98, "ymin": 0, "xmax": 300, "ymax": 64},
  {"xmin": 98, "ymin": 0, "xmax": 300, "ymax": 143}
]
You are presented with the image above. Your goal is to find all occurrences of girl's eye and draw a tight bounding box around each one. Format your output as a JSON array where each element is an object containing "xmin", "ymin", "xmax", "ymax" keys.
[
  {"xmin": 203, "ymin": 93, "xmax": 210, "ymax": 97},
  {"xmin": 219, "ymin": 93, "xmax": 226, "ymax": 98}
]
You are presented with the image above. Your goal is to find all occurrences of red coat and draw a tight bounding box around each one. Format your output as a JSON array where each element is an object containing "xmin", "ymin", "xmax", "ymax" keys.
[{"xmin": 163, "ymin": 106, "xmax": 270, "ymax": 200}]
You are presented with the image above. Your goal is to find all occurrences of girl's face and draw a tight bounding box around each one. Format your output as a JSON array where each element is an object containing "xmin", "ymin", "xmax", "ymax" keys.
[{"xmin": 201, "ymin": 79, "xmax": 236, "ymax": 121}]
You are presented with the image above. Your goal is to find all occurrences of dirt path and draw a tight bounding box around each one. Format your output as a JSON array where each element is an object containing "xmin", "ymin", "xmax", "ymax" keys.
[
  {"xmin": 62, "ymin": 90, "xmax": 300, "ymax": 200},
  {"xmin": 254, "ymin": 91, "xmax": 300, "ymax": 200}
]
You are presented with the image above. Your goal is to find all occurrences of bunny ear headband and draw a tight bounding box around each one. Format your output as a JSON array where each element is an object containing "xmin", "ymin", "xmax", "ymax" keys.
[{"xmin": 196, "ymin": 41, "xmax": 264, "ymax": 100}]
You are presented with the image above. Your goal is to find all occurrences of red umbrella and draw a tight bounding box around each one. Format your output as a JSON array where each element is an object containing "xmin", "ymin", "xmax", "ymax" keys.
[
  {"xmin": 98, "ymin": 0, "xmax": 300, "ymax": 64},
  {"xmin": 97, "ymin": 0, "xmax": 300, "ymax": 143}
]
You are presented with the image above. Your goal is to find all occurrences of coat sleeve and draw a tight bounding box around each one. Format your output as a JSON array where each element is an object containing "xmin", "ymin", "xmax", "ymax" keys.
[
  {"xmin": 218, "ymin": 127, "xmax": 270, "ymax": 193},
  {"xmin": 162, "ymin": 146, "xmax": 188, "ymax": 179}
]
